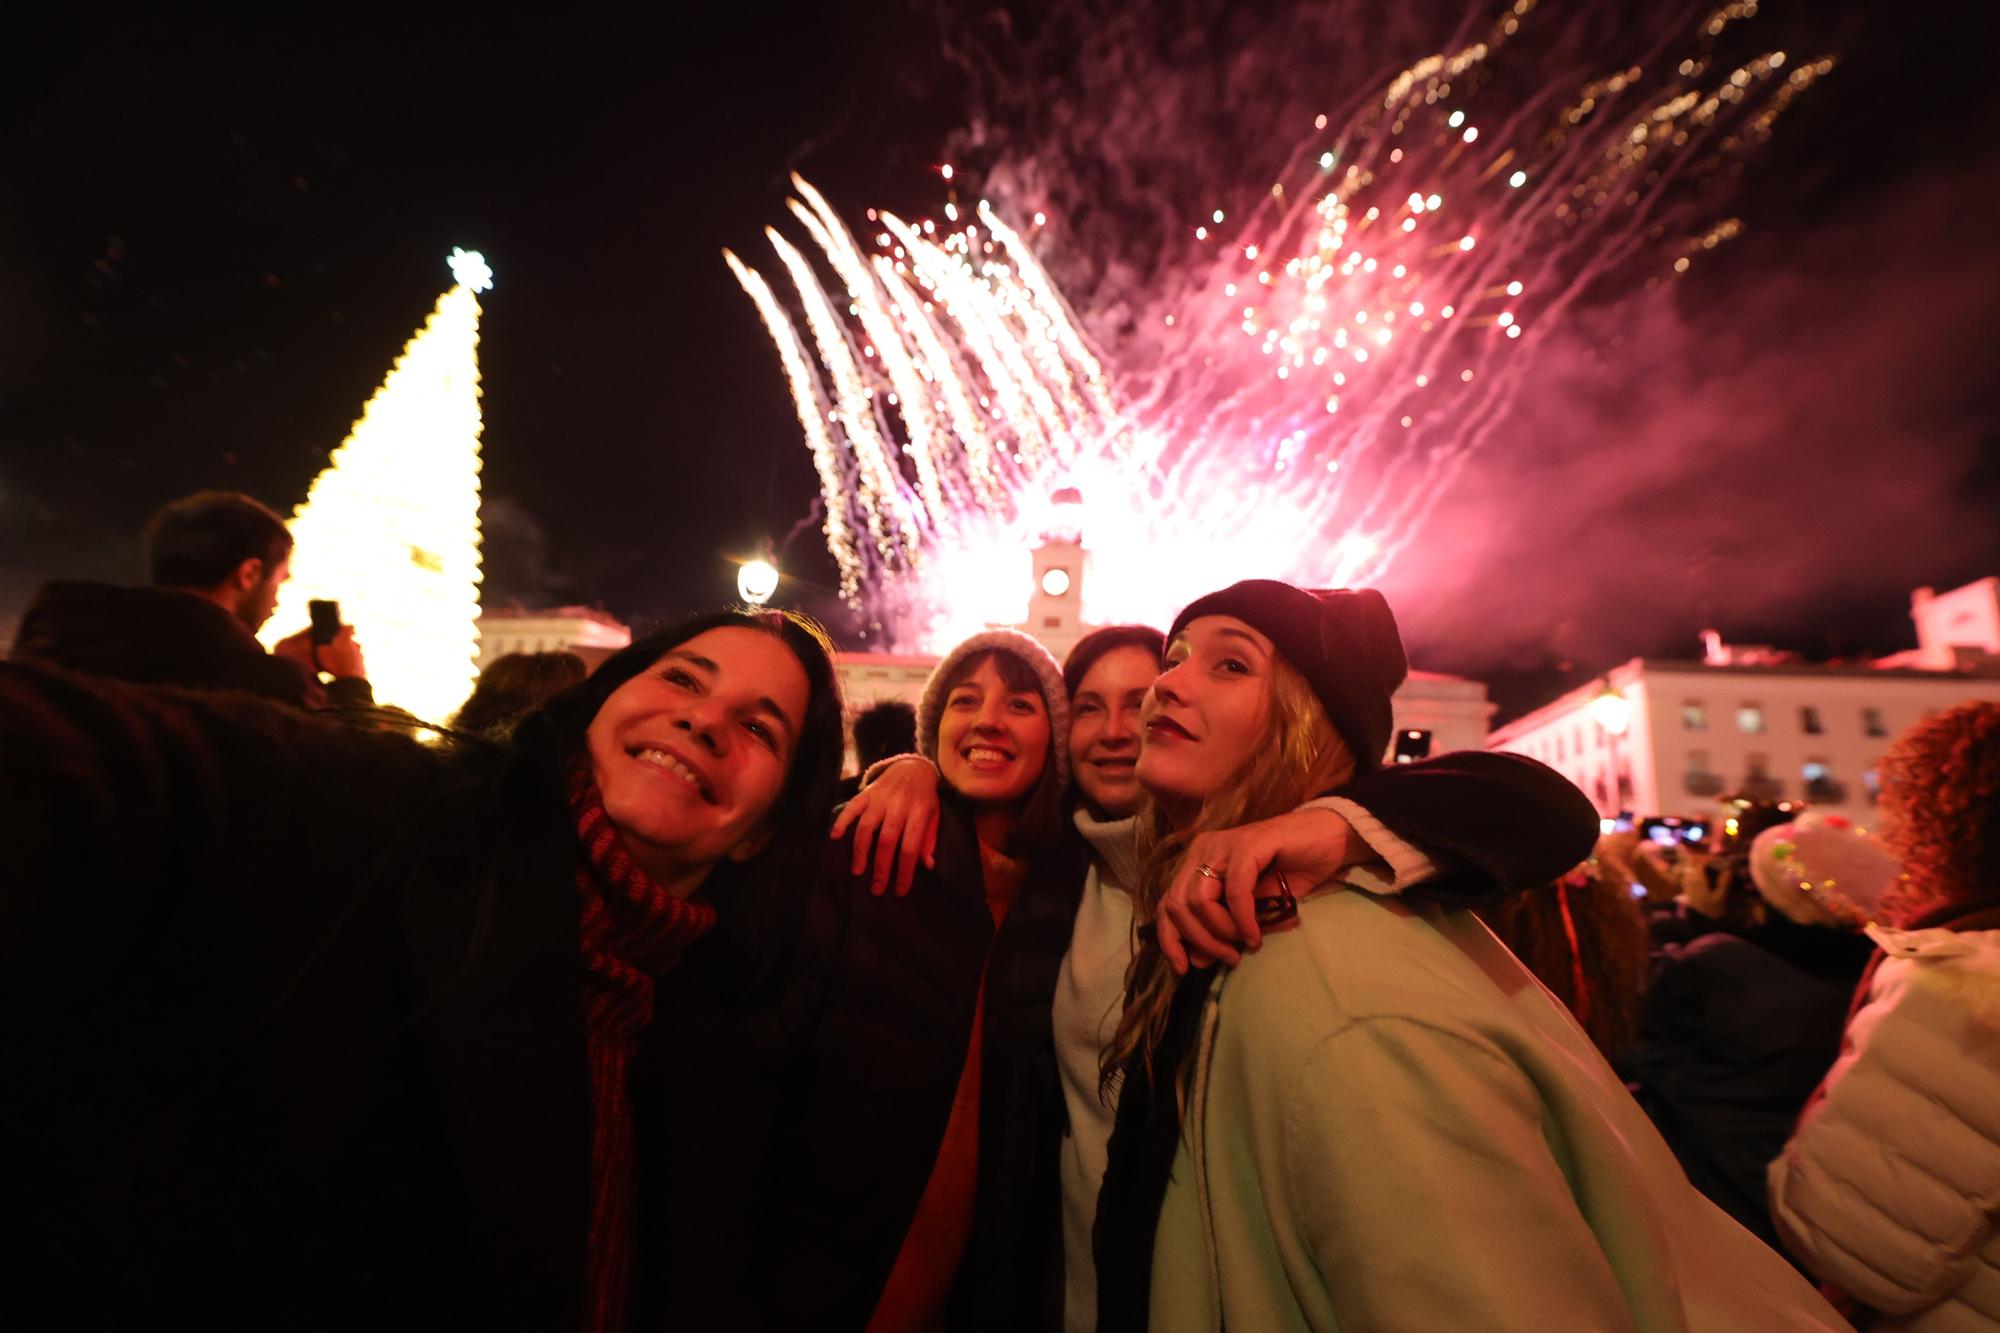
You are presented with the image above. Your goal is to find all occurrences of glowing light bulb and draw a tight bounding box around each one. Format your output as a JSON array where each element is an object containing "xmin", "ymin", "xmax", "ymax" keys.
[{"xmin": 738, "ymin": 558, "xmax": 781, "ymax": 604}]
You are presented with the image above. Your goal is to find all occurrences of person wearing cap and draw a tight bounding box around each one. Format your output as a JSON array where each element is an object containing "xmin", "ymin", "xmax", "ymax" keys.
[
  {"xmin": 1090, "ymin": 579, "xmax": 1846, "ymax": 1332},
  {"xmin": 1621, "ymin": 810, "xmax": 1891, "ymax": 1246},
  {"xmin": 821, "ymin": 595, "xmax": 1626, "ymax": 1329},
  {"xmin": 760, "ymin": 628, "xmax": 1085, "ymax": 1331},
  {"xmin": 1770, "ymin": 700, "xmax": 2000, "ymax": 1330},
  {"xmin": 768, "ymin": 619, "xmax": 1594, "ymax": 1332}
]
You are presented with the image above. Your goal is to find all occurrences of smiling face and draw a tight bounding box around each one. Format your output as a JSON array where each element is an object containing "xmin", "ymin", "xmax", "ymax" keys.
[
  {"xmin": 1137, "ymin": 616, "xmax": 1275, "ymax": 815},
  {"xmin": 584, "ymin": 625, "xmax": 810, "ymax": 891},
  {"xmin": 1069, "ymin": 644, "xmax": 1158, "ymax": 818},
  {"xmin": 935, "ymin": 653, "xmax": 1052, "ymax": 810}
]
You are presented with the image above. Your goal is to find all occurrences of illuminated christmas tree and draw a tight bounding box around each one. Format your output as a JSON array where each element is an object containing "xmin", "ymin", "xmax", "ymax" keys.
[{"xmin": 262, "ymin": 248, "xmax": 492, "ymax": 724}]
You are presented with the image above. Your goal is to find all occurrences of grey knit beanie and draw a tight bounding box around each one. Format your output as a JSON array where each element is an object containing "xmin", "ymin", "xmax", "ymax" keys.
[{"xmin": 915, "ymin": 628, "xmax": 1071, "ymax": 789}]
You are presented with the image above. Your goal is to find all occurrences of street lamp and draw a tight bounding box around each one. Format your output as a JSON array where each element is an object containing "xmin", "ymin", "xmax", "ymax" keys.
[
  {"xmin": 737, "ymin": 558, "xmax": 780, "ymax": 605},
  {"xmin": 1589, "ymin": 687, "xmax": 1632, "ymax": 737}
]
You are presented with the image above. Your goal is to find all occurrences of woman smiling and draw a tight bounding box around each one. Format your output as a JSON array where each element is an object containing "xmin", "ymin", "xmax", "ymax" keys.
[
  {"xmin": 0, "ymin": 609, "xmax": 848, "ymax": 1333},
  {"xmin": 766, "ymin": 629, "xmax": 1088, "ymax": 1331}
]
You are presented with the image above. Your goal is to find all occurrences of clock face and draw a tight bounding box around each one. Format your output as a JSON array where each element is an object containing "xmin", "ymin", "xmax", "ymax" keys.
[{"xmin": 1040, "ymin": 567, "xmax": 1072, "ymax": 597}]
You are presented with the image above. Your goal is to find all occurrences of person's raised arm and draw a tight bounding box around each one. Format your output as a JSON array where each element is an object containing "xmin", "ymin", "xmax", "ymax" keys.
[{"xmin": 0, "ymin": 661, "xmax": 442, "ymax": 978}]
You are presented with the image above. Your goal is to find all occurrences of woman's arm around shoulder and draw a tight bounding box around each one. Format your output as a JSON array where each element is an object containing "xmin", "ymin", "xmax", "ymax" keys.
[{"xmin": 1335, "ymin": 750, "xmax": 1600, "ymax": 905}]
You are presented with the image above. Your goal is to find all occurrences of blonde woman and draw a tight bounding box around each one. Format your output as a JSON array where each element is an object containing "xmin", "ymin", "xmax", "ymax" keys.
[{"xmin": 1091, "ymin": 579, "xmax": 1847, "ymax": 1333}]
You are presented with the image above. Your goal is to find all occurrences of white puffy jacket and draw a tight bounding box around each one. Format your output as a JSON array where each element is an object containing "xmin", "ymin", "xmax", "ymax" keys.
[{"xmin": 1769, "ymin": 923, "xmax": 2000, "ymax": 1331}]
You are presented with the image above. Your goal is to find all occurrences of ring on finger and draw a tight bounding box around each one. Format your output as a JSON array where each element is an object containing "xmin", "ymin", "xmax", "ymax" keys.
[{"xmin": 1195, "ymin": 863, "xmax": 1222, "ymax": 880}]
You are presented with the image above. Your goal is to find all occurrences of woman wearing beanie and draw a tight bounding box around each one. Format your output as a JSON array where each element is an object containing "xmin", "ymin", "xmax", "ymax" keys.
[
  {"xmin": 1770, "ymin": 700, "xmax": 2000, "ymax": 1330},
  {"xmin": 759, "ymin": 628, "xmax": 1086, "ymax": 1331},
  {"xmin": 1091, "ymin": 579, "xmax": 1847, "ymax": 1332},
  {"xmin": 0, "ymin": 610, "xmax": 849, "ymax": 1333},
  {"xmin": 835, "ymin": 606, "xmax": 1609, "ymax": 1332}
]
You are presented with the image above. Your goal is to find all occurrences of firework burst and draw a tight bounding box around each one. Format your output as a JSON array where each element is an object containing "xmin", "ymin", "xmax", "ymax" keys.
[{"xmin": 727, "ymin": 0, "xmax": 1833, "ymax": 648}]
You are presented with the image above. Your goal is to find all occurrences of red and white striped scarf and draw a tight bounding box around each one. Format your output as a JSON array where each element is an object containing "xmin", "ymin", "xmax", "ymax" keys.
[{"xmin": 568, "ymin": 765, "xmax": 718, "ymax": 1333}]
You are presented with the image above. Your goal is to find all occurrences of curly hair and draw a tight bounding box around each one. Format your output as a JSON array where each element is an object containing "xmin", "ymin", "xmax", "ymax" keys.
[
  {"xmin": 1476, "ymin": 861, "xmax": 1651, "ymax": 1060},
  {"xmin": 1878, "ymin": 699, "xmax": 2000, "ymax": 925}
]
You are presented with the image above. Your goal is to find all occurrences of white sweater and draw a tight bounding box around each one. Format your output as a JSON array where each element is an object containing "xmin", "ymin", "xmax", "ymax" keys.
[
  {"xmin": 1050, "ymin": 800, "xmax": 1434, "ymax": 1333},
  {"xmin": 1770, "ymin": 924, "xmax": 2000, "ymax": 1332}
]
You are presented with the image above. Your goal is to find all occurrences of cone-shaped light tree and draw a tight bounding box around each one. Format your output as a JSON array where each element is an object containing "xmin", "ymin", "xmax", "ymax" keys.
[{"xmin": 261, "ymin": 248, "xmax": 492, "ymax": 723}]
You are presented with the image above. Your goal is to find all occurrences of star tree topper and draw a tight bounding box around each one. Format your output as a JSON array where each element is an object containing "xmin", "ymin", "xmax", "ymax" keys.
[{"xmin": 449, "ymin": 247, "xmax": 494, "ymax": 293}]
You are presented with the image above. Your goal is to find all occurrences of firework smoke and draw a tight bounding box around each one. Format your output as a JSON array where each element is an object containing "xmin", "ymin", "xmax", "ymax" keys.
[{"xmin": 728, "ymin": 0, "xmax": 1834, "ymax": 649}]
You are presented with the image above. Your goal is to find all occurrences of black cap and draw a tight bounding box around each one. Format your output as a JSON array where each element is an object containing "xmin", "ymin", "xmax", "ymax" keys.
[{"xmin": 1168, "ymin": 579, "xmax": 1408, "ymax": 772}]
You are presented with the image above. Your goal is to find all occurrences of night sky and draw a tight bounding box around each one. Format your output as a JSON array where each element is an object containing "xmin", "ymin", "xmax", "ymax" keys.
[{"xmin": 5, "ymin": 1, "xmax": 1996, "ymax": 717}]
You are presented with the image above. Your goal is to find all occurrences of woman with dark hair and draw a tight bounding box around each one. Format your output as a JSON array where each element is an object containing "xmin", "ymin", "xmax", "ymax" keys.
[
  {"xmin": 765, "ymin": 629, "xmax": 1083, "ymax": 1330},
  {"xmin": 0, "ymin": 609, "xmax": 847, "ymax": 1333},
  {"xmin": 1476, "ymin": 854, "xmax": 1652, "ymax": 1061},
  {"xmin": 1091, "ymin": 579, "xmax": 1844, "ymax": 1331},
  {"xmin": 451, "ymin": 649, "xmax": 590, "ymax": 734},
  {"xmin": 1771, "ymin": 700, "xmax": 2000, "ymax": 1329}
]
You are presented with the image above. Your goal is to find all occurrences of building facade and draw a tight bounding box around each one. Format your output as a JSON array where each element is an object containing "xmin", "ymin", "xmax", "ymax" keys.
[
  {"xmin": 1490, "ymin": 577, "xmax": 2000, "ymax": 818},
  {"xmin": 1490, "ymin": 657, "xmax": 2000, "ymax": 819},
  {"xmin": 475, "ymin": 606, "xmax": 632, "ymax": 670}
]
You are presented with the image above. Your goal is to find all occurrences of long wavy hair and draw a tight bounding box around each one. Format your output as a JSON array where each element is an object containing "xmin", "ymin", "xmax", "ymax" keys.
[
  {"xmin": 1475, "ymin": 861, "xmax": 1650, "ymax": 1060},
  {"xmin": 1878, "ymin": 700, "xmax": 2000, "ymax": 926},
  {"xmin": 1100, "ymin": 654, "xmax": 1354, "ymax": 1096}
]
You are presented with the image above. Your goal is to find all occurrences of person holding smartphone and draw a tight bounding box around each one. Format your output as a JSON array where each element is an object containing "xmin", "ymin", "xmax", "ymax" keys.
[{"xmin": 12, "ymin": 489, "xmax": 372, "ymax": 710}]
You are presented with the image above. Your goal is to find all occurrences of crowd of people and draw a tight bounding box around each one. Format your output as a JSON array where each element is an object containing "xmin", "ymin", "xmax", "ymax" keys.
[{"xmin": 1, "ymin": 488, "xmax": 1993, "ymax": 1332}]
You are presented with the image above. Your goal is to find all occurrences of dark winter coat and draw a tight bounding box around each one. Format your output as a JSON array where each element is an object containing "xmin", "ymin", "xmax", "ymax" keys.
[
  {"xmin": 11, "ymin": 578, "xmax": 371, "ymax": 708},
  {"xmin": 1622, "ymin": 916, "xmax": 1876, "ymax": 1247},
  {"xmin": 774, "ymin": 751, "xmax": 1601, "ymax": 1332},
  {"xmin": 747, "ymin": 794, "xmax": 1089, "ymax": 1331},
  {"xmin": 0, "ymin": 662, "xmax": 591, "ymax": 1330}
]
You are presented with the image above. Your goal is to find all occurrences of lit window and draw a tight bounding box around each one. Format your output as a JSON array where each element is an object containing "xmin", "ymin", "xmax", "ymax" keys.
[
  {"xmin": 1737, "ymin": 704, "xmax": 1766, "ymax": 734},
  {"xmin": 1682, "ymin": 701, "xmax": 1707, "ymax": 730},
  {"xmin": 1800, "ymin": 705, "xmax": 1823, "ymax": 735},
  {"xmin": 1862, "ymin": 707, "xmax": 1887, "ymax": 738}
]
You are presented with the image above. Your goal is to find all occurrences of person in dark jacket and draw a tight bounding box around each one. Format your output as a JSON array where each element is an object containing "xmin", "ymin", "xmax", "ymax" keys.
[
  {"xmin": 786, "ymin": 615, "xmax": 1601, "ymax": 1332},
  {"xmin": 1622, "ymin": 815, "xmax": 1892, "ymax": 1248},
  {"xmin": 11, "ymin": 489, "xmax": 372, "ymax": 708},
  {"xmin": 0, "ymin": 607, "xmax": 847, "ymax": 1333}
]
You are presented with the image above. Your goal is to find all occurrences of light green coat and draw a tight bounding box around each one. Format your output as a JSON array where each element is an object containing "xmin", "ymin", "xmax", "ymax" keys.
[{"xmin": 1149, "ymin": 888, "xmax": 1851, "ymax": 1332}]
